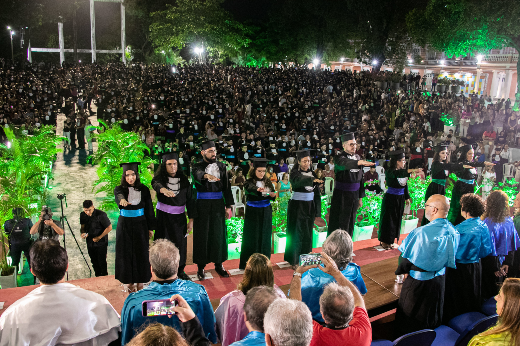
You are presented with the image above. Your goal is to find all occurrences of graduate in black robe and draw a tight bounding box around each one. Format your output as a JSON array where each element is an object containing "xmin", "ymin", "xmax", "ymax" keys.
[
  {"xmin": 284, "ymin": 150, "xmax": 322, "ymax": 266},
  {"xmin": 447, "ymin": 144, "xmax": 494, "ymax": 226},
  {"xmin": 192, "ymin": 140, "xmax": 234, "ymax": 280},
  {"xmin": 114, "ymin": 162, "xmax": 156, "ymax": 292},
  {"xmin": 420, "ymin": 145, "xmax": 466, "ymax": 226},
  {"xmin": 152, "ymin": 152, "xmax": 195, "ymax": 281},
  {"xmin": 378, "ymin": 151, "xmax": 422, "ymax": 249},
  {"xmin": 239, "ymin": 158, "xmax": 277, "ymax": 269},
  {"xmin": 395, "ymin": 195, "xmax": 460, "ymax": 336},
  {"xmin": 328, "ymin": 133, "xmax": 374, "ymax": 237}
]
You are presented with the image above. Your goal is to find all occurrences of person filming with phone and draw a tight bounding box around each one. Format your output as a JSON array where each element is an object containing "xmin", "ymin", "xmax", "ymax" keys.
[
  {"xmin": 30, "ymin": 206, "xmax": 64, "ymax": 241},
  {"xmin": 121, "ymin": 239, "xmax": 217, "ymax": 345}
]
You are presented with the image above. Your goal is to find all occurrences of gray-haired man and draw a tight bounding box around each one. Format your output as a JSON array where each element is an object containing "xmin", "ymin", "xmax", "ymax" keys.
[{"xmin": 264, "ymin": 299, "xmax": 313, "ymax": 346}]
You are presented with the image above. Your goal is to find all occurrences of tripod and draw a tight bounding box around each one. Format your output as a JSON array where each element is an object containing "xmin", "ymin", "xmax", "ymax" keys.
[{"xmin": 57, "ymin": 194, "xmax": 92, "ymax": 280}]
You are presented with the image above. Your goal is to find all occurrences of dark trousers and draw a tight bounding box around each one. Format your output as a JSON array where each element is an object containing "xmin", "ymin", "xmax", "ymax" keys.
[
  {"xmin": 10, "ymin": 241, "xmax": 32, "ymax": 270},
  {"xmin": 87, "ymin": 245, "xmax": 108, "ymax": 276},
  {"xmin": 77, "ymin": 128, "xmax": 85, "ymax": 149}
]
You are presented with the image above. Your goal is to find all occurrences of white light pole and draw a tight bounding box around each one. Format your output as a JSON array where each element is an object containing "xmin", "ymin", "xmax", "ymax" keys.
[{"xmin": 7, "ymin": 26, "xmax": 14, "ymax": 61}]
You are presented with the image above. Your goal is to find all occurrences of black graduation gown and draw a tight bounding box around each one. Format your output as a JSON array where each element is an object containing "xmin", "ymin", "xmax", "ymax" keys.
[
  {"xmin": 192, "ymin": 160, "xmax": 234, "ymax": 266},
  {"xmin": 284, "ymin": 167, "xmax": 321, "ymax": 265},
  {"xmin": 447, "ymin": 161, "xmax": 487, "ymax": 226},
  {"xmin": 114, "ymin": 185, "xmax": 156, "ymax": 284},
  {"xmin": 152, "ymin": 173, "xmax": 195, "ymax": 273},
  {"xmin": 239, "ymin": 179, "xmax": 276, "ymax": 269},
  {"xmin": 421, "ymin": 161, "xmax": 463, "ymax": 226},
  {"xmin": 395, "ymin": 257, "xmax": 446, "ymax": 335},
  {"xmin": 328, "ymin": 152, "xmax": 365, "ymax": 237},
  {"xmin": 443, "ymin": 263, "xmax": 482, "ymax": 323},
  {"xmin": 378, "ymin": 168, "xmax": 410, "ymax": 245}
]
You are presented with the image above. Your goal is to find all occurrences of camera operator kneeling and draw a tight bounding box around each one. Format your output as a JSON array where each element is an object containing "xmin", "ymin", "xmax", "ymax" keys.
[{"xmin": 30, "ymin": 206, "xmax": 65, "ymax": 241}]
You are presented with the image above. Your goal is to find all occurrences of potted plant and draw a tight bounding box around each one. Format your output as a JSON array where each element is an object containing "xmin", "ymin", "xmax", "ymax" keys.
[
  {"xmin": 401, "ymin": 176, "xmax": 429, "ymax": 234},
  {"xmin": 0, "ymin": 230, "xmax": 17, "ymax": 289},
  {"xmin": 353, "ymin": 191, "xmax": 383, "ymax": 241},
  {"xmin": 313, "ymin": 195, "xmax": 329, "ymax": 248},
  {"xmin": 373, "ymin": 74, "xmax": 384, "ymax": 89},
  {"xmin": 272, "ymin": 194, "xmax": 290, "ymax": 253},
  {"xmin": 436, "ymin": 77, "xmax": 451, "ymax": 93},
  {"xmin": 226, "ymin": 217, "xmax": 243, "ymax": 260},
  {"xmin": 450, "ymin": 79, "xmax": 465, "ymax": 94},
  {"xmin": 440, "ymin": 112, "xmax": 456, "ymax": 133},
  {"xmin": 390, "ymin": 73, "xmax": 402, "ymax": 90}
]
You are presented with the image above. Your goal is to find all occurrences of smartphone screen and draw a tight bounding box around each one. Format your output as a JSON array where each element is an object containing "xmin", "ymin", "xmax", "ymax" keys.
[
  {"xmin": 142, "ymin": 299, "xmax": 177, "ymax": 317},
  {"xmin": 299, "ymin": 253, "xmax": 322, "ymax": 267}
]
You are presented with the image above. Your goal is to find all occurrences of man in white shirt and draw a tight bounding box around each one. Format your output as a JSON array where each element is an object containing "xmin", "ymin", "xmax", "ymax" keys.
[{"xmin": 0, "ymin": 240, "xmax": 121, "ymax": 346}]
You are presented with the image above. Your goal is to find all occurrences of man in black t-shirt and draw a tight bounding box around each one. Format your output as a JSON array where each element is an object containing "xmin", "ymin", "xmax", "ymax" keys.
[
  {"xmin": 3, "ymin": 208, "xmax": 33, "ymax": 271},
  {"xmin": 80, "ymin": 200, "xmax": 112, "ymax": 276},
  {"xmin": 30, "ymin": 206, "xmax": 65, "ymax": 241}
]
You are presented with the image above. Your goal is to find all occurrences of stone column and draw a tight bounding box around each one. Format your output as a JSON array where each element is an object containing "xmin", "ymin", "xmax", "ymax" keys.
[
  {"xmin": 474, "ymin": 68, "xmax": 482, "ymax": 94},
  {"xmin": 503, "ymin": 69, "xmax": 513, "ymax": 99},
  {"xmin": 490, "ymin": 70, "xmax": 499, "ymax": 99}
]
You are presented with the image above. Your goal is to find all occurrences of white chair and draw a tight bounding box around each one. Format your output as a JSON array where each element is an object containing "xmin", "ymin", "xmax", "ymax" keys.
[
  {"xmin": 231, "ymin": 186, "xmax": 245, "ymax": 217},
  {"xmin": 312, "ymin": 163, "xmax": 318, "ymax": 171},
  {"xmin": 376, "ymin": 166, "xmax": 385, "ymax": 175},
  {"xmin": 363, "ymin": 166, "xmax": 370, "ymax": 173},
  {"xmin": 324, "ymin": 177, "xmax": 335, "ymax": 203},
  {"xmin": 503, "ymin": 164, "xmax": 514, "ymax": 183},
  {"xmin": 277, "ymin": 172, "xmax": 285, "ymax": 181},
  {"xmin": 288, "ymin": 164, "xmax": 294, "ymax": 172},
  {"xmin": 379, "ymin": 174, "xmax": 387, "ymax": 192},
  {"xmin": 287, "ymin": 157, "xmax": 295, "ymax": 164}
]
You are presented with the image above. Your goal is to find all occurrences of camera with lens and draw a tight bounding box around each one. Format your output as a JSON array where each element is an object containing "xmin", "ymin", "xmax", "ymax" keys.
[{"xmin": 41, "ymin": 206, "xmax": 52, "ymax": 221}]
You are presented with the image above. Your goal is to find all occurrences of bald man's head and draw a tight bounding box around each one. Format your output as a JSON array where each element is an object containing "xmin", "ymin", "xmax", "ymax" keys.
[{"xmin": 425, "ymin": 194, "xmax": 449, "ymax": 221}]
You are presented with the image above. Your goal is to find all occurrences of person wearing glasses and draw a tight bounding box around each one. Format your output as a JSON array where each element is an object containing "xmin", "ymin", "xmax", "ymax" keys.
[
  {"xmin": 191, "ymin": 140, "xmax": 234, "ymax": 280},
  {"xmin": 239, "ymin": 158, "xmax": 277, "ymax": 270},
  {"xmin": 395, "ymin": 194, "xmax": 460, "ymax": 335},
  {"xmin": 328, "ymin": 132, "xmax": 375, "ymax": 237}
]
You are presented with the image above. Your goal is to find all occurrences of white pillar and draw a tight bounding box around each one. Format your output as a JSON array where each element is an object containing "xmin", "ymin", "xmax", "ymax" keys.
[
  {"xmin": 503, "ymin": 70, "xmax": 513, "ymax": 99},
  {"xmin": 121, "ymin": 1, "xmax": 126, "ymax": 64},
  {"xmin": 27, "ymin": 41, "xmax": 32, "ymax": 63},
  {"xmin": 490, "ymin": 70, "xmax": 499, "ymax": 99},
  {"xmin": 90, "ymin": 0, "xmax": 96, "ymax": 63},
  {"xmin": 474, "ymin": 69, "xmax": 481, "ymax": 94},
  {"xmin": 58, "ymin": 22, "xmax": 65, "ymax": 65}
]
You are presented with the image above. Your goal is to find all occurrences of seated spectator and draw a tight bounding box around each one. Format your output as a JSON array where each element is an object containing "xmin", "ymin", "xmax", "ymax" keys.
[
  {"xmin": 299, "ymin": 229, "xmax": 367, "ymax": 323},
  {"xmin": 121, "ymin": 239, "xmax": 217, "ymax": 345},
  {"xmin": 289, "ymin": 253, "xmax": 371, "ymax": 346},
  {"xmin": 0, "ymin": 240, "xmax": 121, "ymax": 345},
  {"xmin": 229, "ymin": 286, "xmax": 279, "ymax": 346},
  {"xmin": 469, "ymin": 278, "xmax": 520, "ymax": 346},
  {"xmin": 215, "ymin": 253, "xmax": 286, "ymax": 346},
  {"xmin": 127, "ymin": 294, "xmax": 211, "ymax": 346},
  {"xmin": 264, "ymin": 299, "xmax": 313, "ymax": 346}
]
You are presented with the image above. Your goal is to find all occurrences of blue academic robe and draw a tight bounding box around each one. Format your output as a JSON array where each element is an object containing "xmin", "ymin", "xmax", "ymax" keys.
[
  {"xmin": 455, "ymin": 217, "xmax": 494, "ymax": 263},
  {"xmin": 229, "ymin": 331, "xmax": 266, "ymax": 346},
  {"xmin": 121, "ymin": 281, "xmax": 217, "ymax": 345},
  {"xmin": 301, "ymin": 263, "xmax": 367, "ymax": 323}
]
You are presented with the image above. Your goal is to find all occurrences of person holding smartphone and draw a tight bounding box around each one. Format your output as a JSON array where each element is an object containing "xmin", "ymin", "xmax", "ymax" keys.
[{"xmin": 239, "ymin": 158, "xmax": 277, "ymax": 269}]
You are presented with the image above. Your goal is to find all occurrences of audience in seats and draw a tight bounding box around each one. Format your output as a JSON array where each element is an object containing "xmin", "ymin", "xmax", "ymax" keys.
[
  {"xmin": 0, "ymin": 240, "xmax": 121, "ymax": 346},
  {"xmin": 481, "ymin": 191, "xmax": 520, "ymax": 300},
  {"xmin": 127, "ymin": 294, "xmax": 211, "ymax": 346},
  {"xmin": 216, "ymin": 253, "xmax": 286, "ymax": 346},
  {"xmin": 264, "ymin": 299, "xmax": 314, "ymax": 346},
  {"xmin": 299, "ymin": 229, "xmax": 367, "ymax": 323},
  {"xmin": 120, "ymin": 239, "xmax": 216, "ymax": 345},
  {"xmin": 469, "ymin": 278, "xmax": 520, "ymax": 346},
  {"xmin": 229, "ymin": 286, "xmax": 280, "ymax": 346},
  {"xmin": 290, "ymin": 253, "xmax": 372, "ymax": 346}
]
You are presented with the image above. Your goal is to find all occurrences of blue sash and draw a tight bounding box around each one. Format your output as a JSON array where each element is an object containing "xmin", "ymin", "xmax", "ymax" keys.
[
  {"xmin": 254, "ymin": 154, "xmax": 262, "ymax": 158},
  {"xmin": 291, "ymin": 192, "xmax": 314, "ymax": 201},
  {"xmin": 387, "ymin": 187, "xmax": 405, "ymax": 195},
  {"xmin": 409, "ymin": 268, "xmax": 445, "ymax": 281},
  {"xmin": 279, "ymin": 148, "xmax": 287, "ymax": 151},
  {"xmin": 120, "ymin": 208, "xmax": 144, "ymax": 217},
  {"xmin": 247, "ymin": 199, "xmax": 271, "ymax": 208},
  {"xmin": 458, "ymin": 178, "xmax": 475, "ymax": 185},
  {"xmin": 197, "ymin": 192, "xmax": 223, "ymax": 199},
  {"xmin": 227, "ymin": 155, "xmax": 235, "ymax": 159}
]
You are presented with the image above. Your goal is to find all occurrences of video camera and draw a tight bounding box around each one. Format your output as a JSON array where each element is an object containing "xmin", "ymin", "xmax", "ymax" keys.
[{"xmin": 41, "ymin": 206, "xmax": 52, "ymax": 221}]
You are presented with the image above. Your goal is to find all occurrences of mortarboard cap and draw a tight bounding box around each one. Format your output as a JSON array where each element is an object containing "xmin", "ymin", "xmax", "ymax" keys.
[
  {"xmin": 252, "ymin": 158, "xmax": 269, "ymax": 168},
  {"xmin": 162, "ymin": 152, "xmax": 179, "ymax": 163},
  {"xmin": 340, "ymin": 132, "xmax": 356, "ymax": 143},
  {"xmin": 120, "ymin": 162, "xmax": 141, "ymax": 173},
  {"xmin": 434, "ymin": 145, "xmax": 448, "ymax": 153},
  {"xmin": 388, "ymin": 150, "xmax": 405, "ymax": 160},
  {"xmin": 295, "ymin": 149, "xmax": 312, "ymax": 160},
  {"xmin": 201, "ymin": 140, "xmax": 216, "ymax": 150}
]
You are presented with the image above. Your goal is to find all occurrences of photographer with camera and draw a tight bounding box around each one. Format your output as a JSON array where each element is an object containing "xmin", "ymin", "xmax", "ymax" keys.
[
  {"xmin": 3, "ymin": 208, "xmax": 33, "ymax": 272},
  {"xmin": 80, "ymin": 200, "xmax": 112, "ymax": 277},
  {"xmin": 30, "ymin": 206, "xmax": 64, "ymax": 241}
]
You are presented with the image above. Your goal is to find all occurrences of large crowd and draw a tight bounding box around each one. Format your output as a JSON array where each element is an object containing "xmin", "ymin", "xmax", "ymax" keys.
[{"xmin": 1, "ymin": 60, "xmax": 520, "ymax": 346}]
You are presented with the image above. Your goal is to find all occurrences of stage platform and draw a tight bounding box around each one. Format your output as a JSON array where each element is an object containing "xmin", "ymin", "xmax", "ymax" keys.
[{"xmin": 0, "ymin": 235, "xmax": 404, "ymax": 321}]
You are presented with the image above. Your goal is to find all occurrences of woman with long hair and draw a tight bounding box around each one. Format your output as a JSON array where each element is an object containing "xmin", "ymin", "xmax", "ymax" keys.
[
  {"xmin": 114, "ymin": 162, "xmax": 156, "ymax": 292},
  {"xmin": 481, "ymin": 191, "xmax": 520, "ymax": 299},
  {"xmin": 215, "ymin": 253, "xmax": 286, "ymax": 346},
  {"xmin": 239, "ymin": 159, "xmax": 277, "ymax": 270},
  {"xmin": 447, "ymin": 144, "xmax": 494, "ymax": 226},
  {"xmin": 469, "ymin": 278, "xmax": 520, "ymax": 346},
  {"xmin": 420, "ymin": 144, "xmax": 471, "ymax": 225},
  {"xmin": 378, "ymin": 150, "xmax": 422, "ymax": 250}
]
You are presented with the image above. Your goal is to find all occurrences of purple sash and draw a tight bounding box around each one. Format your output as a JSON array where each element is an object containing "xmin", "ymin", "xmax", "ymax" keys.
[
  {"xmin": 157, "ymin": 201, "xmax": 185, "ymax": 214},
  {"xmin": 335, "ymin": 182, "xmax": 360, "ymax": 192}
]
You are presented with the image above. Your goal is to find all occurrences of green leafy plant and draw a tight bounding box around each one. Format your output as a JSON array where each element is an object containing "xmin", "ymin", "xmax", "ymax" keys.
[
  {"xmin": 226, "ymin": 217, "xmax": 244, "ymax": 245},
  {"xmin": 440, "ymin": 112, "xmax": 455, "ymax": 127},
  {"xmin": 493, "ymin": 179, "xmax": 519, "ymax": 207},
  {"xmin": 272, "ymin": 193, "xmax": 291, "ymax": 233},
  {"xmin": 407, "ymin": 176, "xmax": 430, "ymax": 219},
  {"xmin": 437, "ymin": 77, "xmax": 452, "ymax": 86},
  {"xmin": 88, "ymin": 121, "xmax": 156, "ymax": 212},
  {"xmin": 355, "ymin": 191, "xmax": 383, "ymax": 227}
]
